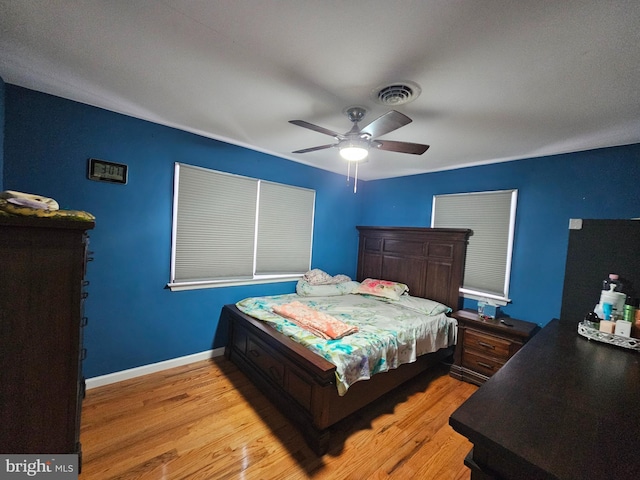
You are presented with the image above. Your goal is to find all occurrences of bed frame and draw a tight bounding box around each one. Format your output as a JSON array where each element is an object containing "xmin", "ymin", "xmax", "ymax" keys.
[{"xmin": 222, "ymin": 226, "xmax": 470, "ymax": 454}]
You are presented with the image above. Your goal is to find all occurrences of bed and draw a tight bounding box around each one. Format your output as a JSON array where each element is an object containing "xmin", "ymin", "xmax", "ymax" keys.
[{"xmin": 222, "ymin": 226, "xmax": 470, "ymax": 454}]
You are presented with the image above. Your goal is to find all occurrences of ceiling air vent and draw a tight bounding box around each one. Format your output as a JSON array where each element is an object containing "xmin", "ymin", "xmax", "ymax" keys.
[{"xmin": 373, "ymin": 81, "xmax": 421, "ymax": 106}]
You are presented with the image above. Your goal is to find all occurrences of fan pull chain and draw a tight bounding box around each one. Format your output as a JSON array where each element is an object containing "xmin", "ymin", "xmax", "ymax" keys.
[
  {"xmin": 345, "ymin": 160, "xmax": 358, "ymax": 193},
  {"xmin": 354, "ymin": 161, "xmax": 358, "ymax": 193}
]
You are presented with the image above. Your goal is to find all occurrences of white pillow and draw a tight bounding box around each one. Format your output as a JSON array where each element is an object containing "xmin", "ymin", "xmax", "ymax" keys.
[{"xmin": 296, "ymin": 280, "xmax": 360, "ymax": 297}]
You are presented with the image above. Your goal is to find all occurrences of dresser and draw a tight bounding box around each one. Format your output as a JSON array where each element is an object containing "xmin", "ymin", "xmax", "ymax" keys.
[
  {"xmin": 0, "ymin": 216, "xmax": 94, "ymax": 457},
  {"xmin": 449, "ymin": 309, "xmax": 538, "ymax": 385},
  {"xmin": 449, "ymin": 318, "xmax": 640, "ymax": 480}
]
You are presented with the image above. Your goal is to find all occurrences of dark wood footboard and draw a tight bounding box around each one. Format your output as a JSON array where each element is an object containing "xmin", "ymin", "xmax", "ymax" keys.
[{"xmin": 222, "ymin": 304, "xmax": 453, "ymax": 454}]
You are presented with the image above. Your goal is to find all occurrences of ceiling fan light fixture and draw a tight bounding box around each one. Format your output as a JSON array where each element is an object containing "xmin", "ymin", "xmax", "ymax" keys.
[{"xmin": 339, "ymin": 145, "xmax": 369, "ymax": 162}]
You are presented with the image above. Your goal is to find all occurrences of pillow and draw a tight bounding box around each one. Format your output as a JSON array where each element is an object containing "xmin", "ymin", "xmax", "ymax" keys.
[
  {"xmin": 353, "ymin": 278, "xmax": 409, "ymax": 301},
  {"xmin": 296, "ymin": 280, "xmax": 360, "ymax": 297},
  {"xmin": 302, "ymin": 269, "xmax": 351, "ymax": 285},
  {"xmin": 387, "ymin": 294, "xmax": 451, "ymax": 316}
]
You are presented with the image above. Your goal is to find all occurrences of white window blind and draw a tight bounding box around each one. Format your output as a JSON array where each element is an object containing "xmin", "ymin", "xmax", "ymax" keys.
[
  {"xmin": 432, "ymin": 190, "xmax": 517, "ymax": 302},
  {"xmin": 170, "ymin": 163, "xmax": 314, "ymax": 290},
  {"xmin": 256, "ymin": 181, "xmax": 315, "ymax": 275}
]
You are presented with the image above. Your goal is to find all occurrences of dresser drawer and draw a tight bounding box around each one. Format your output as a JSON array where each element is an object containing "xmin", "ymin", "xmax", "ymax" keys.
[
  {"xmin": 464, "ymin": 329, "xmax": 511, "ymax": 360},
  {"xmin": 246, "ymin": 338, "xmax": 285, "ymax": 387},
  {"xmin": 462, "ymin": 350, "xmax": 505, "ymax": 378}
]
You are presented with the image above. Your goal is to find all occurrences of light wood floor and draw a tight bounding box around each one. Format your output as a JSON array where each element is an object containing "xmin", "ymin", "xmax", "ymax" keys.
[{"xmin": 79, "ymin": 357, "xmax": 478, "ymax": 479}]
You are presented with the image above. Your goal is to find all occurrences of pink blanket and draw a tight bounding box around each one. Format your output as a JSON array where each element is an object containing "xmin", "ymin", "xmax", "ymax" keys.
[{"xmin": 272, "ymin": 301, "xmax": 358, "ymax": 340}]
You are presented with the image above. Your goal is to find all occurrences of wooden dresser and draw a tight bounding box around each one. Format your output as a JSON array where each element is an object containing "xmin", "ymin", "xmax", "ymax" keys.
[
  {"xmin": 0, "ymin": 216, "xmax": 94, "ymax": 458},
  {"xmin": 450, "ymin": 318, "xmax": 640, "ymax": 480},
  {"xmin": 449, "ymin": 309, "xmax": 538, "ymax": 385}
]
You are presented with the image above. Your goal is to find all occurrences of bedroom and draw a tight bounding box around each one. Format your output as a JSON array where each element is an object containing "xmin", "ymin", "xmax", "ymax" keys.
[{"xmin": 1, "ymin": 1, "xmax": 639, "ymax": 478}]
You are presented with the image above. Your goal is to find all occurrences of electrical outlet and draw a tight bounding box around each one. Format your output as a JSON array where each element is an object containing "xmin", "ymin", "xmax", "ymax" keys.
[{"xmin": 569, "ymin": 218, "xmax": 583, "ymax": 230}]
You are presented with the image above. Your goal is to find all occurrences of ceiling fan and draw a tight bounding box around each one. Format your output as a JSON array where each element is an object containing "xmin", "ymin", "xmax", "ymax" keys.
[{"xmin": 289, "ymin": 106, "xmax": 430, "ymax": 163}]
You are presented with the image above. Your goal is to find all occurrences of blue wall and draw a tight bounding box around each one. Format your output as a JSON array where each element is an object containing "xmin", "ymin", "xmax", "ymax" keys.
[
  {"xmin": 3, "ymin": 84, "xmax": 640, "ymax": 377},
  {"xmin": 358, "ymin": 145, "xmax": 640, "ymax": 324},
  {"xmin": 3, "ymin": 86, "xmax": 361, "ymax": 377}
]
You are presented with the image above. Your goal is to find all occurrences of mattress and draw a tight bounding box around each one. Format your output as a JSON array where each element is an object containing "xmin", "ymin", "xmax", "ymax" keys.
[{"xmin": 236, "ymin": 293, "xmax": 457, "ymax": 395}]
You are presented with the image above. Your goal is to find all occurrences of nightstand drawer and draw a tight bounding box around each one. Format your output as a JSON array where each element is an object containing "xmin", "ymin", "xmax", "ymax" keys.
[
  {"xmin": 450, "ymin": 309, "xmax": 539, "ymax": 386},
  {"xmin": 462, "ymin": 350, "xmax": 505, "ymax": 377},
  {"xmin": 464, "ymin": 329, "xmax": 511, "ymax": 359}
]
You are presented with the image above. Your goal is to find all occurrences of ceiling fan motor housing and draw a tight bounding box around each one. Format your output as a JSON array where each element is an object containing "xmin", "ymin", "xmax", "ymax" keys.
[{"xmin": 344, "ymin": 106, "xmax": 367, "ymax": 124}]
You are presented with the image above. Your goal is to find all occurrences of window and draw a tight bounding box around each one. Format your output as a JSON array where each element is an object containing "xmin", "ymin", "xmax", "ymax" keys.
[
  {"xmin": 431, "ymin": 190, "xmax": 517, "ymax": 304},
  {"xmin": 169, "ymin": 163, "xmax": 315, "ymax": 291}
]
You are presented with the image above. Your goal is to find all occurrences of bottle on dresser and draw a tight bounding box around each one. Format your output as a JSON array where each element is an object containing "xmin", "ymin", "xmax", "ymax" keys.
[
  {"xmin": 634, "ymin": 307, "xmax": 640, "ymax": 339},
  {"xmin": 596, "ymin": 273, "xmax": 628, "ymax": 335},
  {"xmin": 596, "ymin": 273, "xmax": 626, "ymax": 321}
]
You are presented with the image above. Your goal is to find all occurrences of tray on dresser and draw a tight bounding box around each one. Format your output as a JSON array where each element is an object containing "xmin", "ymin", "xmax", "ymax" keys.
[{"xmin": 578, "ymin": 322, "xmax": 640, "ymax": 352}]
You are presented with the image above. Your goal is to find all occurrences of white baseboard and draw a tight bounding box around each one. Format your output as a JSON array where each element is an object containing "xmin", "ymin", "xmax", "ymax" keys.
[{"xmin": 85, "ymin": 347, "xmax": 225, "ymax": 390}]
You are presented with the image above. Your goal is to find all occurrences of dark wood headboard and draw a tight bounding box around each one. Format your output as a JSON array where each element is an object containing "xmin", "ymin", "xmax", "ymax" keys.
[{"xmin": 356, "ymin": 226, "xmax": 470, "ymax": 311}]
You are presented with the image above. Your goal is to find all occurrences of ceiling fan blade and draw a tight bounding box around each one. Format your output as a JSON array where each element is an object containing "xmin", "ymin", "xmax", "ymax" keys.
[
  {"xmin": 292, "ymin": 143, "xmax": 336, "ymax": 154},
  {"xmin": 375, "ymin": 140, "xmax": 430, "ymax": 155},
  {"xmin": 360, "ymin": 110, "xmax": 412, "ymax": 138},
  {"xmin": 289, "ymin": 120, "xmax": 344, "ymax": 139}
]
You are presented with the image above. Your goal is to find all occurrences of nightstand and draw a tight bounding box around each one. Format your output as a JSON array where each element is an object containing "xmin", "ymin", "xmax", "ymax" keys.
[{"xmin": 449, "ymin": 309, "xmax": 539, "ymax": 386}]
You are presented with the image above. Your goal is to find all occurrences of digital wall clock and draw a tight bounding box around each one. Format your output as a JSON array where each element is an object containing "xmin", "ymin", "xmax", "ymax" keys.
[{"xmin": 87, "ymin": 158, "xmax": 128, "ymax": 184}]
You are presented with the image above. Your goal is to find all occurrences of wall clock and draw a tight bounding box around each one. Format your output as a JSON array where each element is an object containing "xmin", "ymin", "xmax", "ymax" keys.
[{"xmin": 87, "ymin": 158, "xmax": 128, "ymax": 184}]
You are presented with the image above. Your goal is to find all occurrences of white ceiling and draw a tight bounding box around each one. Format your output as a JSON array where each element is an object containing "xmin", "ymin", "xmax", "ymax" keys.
[{"xmin": 1, "ymin": 1, "xmax": 639, "ymax": 181}]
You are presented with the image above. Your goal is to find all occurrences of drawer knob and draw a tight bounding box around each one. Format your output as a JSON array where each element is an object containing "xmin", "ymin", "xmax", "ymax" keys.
[
  {"xmin": 249, "ymin": 348, "xmax": 260, "ymax": 358},
  {"xmin": 477, "ymin": 341, "xmax": 495, "ymax": 349}
]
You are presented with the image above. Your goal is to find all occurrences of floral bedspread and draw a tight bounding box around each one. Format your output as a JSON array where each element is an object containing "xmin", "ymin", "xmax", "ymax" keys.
[{"xmin": 235, "ymin": 294, "xmax": 457, "ymax": 396}]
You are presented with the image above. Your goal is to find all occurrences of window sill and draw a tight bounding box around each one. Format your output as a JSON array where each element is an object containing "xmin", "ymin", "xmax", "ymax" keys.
[
  {"xmin": 167, "ymin": 275, "xmax": 302, "ymax": 292},
  {"xmin": 461, "ymin": 288, "xmax": 511, "ymax": 307}
]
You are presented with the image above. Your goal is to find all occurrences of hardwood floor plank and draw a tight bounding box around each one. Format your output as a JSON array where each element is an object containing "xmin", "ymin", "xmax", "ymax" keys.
[{"xmin": 79, "ymin": 357, "xmax": 476, "ymax": 479}]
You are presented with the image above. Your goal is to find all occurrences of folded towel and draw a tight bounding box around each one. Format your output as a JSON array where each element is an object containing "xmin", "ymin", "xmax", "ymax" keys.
[{"xmin": 272, "ymin": 301, "xmax": 358, "ymax": 340}]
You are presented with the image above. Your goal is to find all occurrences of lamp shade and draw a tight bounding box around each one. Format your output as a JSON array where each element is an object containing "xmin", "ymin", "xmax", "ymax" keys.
[
  {"xmin": 339, "ymin": 146, "xmax": 369, "ymax": 162},
  {"xmin": 339, "ymin": 136, "xmax": 370, "ymax": 161}
]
